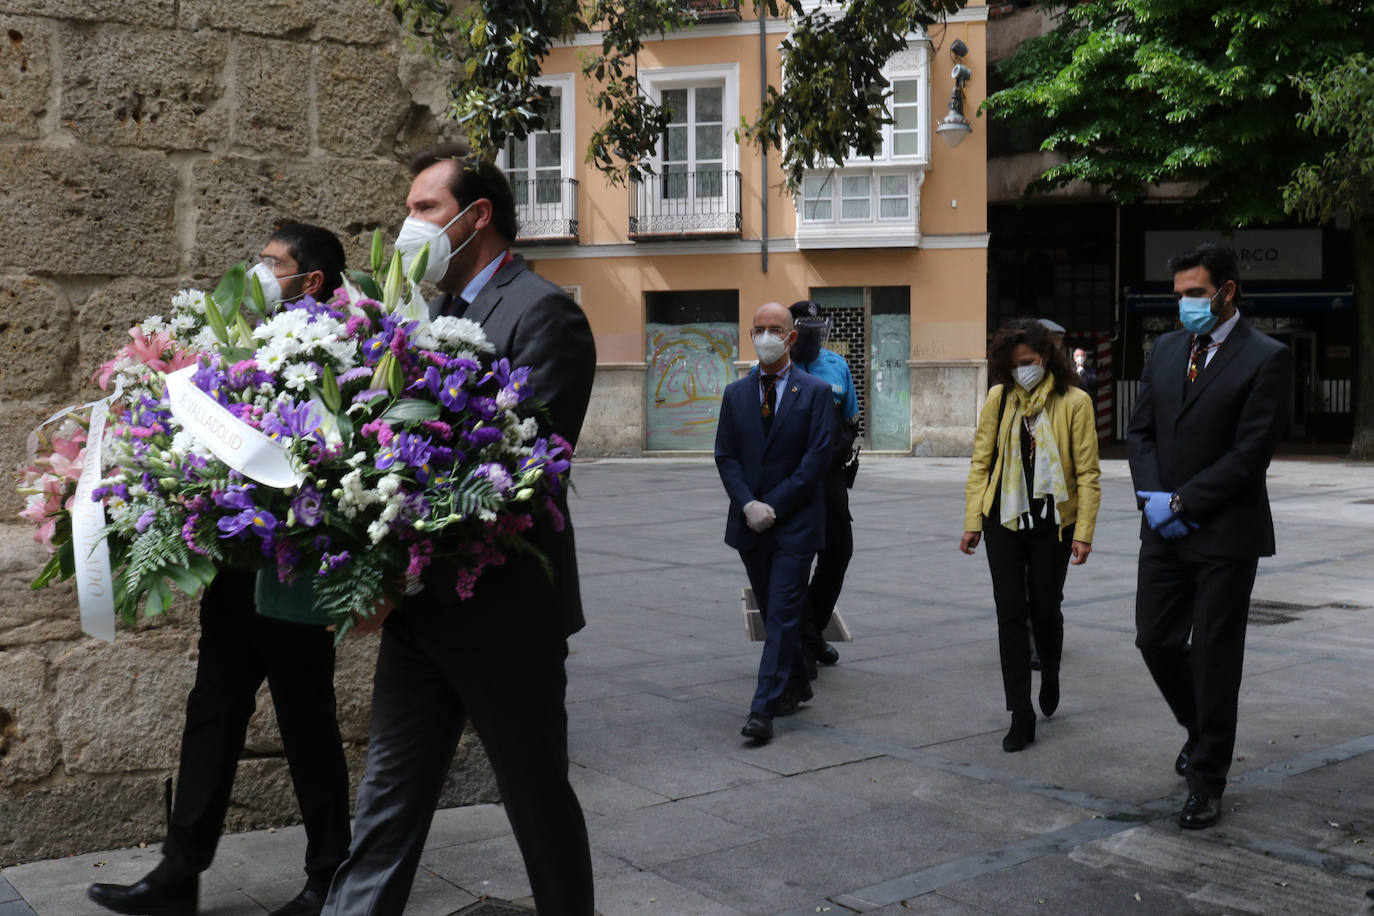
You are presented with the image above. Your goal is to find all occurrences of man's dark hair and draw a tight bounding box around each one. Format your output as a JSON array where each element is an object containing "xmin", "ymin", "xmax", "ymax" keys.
[
  {"xmin": 987, "ymin": 318, "xmax": 1080, "ymax": 395},
  {"xmin": 269, "ymin": 221, "xmax": 346, "ymax": 295},
  {"xmin": 409, "ymin": 142, "xmax": 519, "ymax": 243},
  {"xmin": 1167, "ymin": 242, "xmax": 1242, "ymax": 304}
]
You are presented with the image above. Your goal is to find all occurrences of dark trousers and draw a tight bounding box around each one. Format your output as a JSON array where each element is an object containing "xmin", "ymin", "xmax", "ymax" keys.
[
  {"xmin": 741, "ymin": 544, "xmax": 814, "ymax": 716},
  {"xmin": 802, "ymin": 472, "xmax": 852, "ymax": 651},
  {"xmin": 165, "ymin": 570, "xmax": 350, "ymax": 885},
  {"xmin": 323, "ymin": 608, "xmax": 593, "ymax": 916},
  {"xmin": 1135, "ymin": 540, "xmax": 1258, "ymax": 797},
  {"xmin": 982, "ymin": 520, "xmax": 1073, "ymax": 712}
]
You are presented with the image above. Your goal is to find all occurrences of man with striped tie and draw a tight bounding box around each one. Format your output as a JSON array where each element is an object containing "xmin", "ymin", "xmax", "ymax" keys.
[{"xmin": 1127, "ymin": 242, "xmax": 1292, "ymax": 830}]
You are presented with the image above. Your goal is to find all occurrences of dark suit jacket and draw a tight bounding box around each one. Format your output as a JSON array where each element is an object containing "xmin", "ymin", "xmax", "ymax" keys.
[
  {"xmin": 715, "ymin": 365, "xmax": 835, "ymax": 554},
  {"xmin": 1127, "ymin": 317, "xmax": 1292, "ymax": 558},
  {"xmin": 424, "ymin": 255, "xmax": 597, "ymax": 643}
]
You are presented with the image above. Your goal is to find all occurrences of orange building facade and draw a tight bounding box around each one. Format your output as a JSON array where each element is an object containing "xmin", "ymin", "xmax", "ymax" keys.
[{"xmin": 505, "ymin": 3, "xmax": 990, "ymax": 456}]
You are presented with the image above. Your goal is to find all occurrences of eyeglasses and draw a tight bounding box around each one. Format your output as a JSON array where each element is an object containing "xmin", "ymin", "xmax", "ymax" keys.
[{"xmin": 258, "ymin": 254, "xmax": 296, "ymax": 274}]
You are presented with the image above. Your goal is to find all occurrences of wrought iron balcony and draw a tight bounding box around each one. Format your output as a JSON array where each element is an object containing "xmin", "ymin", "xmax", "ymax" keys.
[
  {"xmin": 628, "ymin": 170, "xmax": 742, "ymax": 240},
  {"xmin": 680, "ymin": 0, "xmax": 741, "ymax": 21},
  {"xmin": 513, "ymin": 177, "xmax": 578, "ymax": 244}
]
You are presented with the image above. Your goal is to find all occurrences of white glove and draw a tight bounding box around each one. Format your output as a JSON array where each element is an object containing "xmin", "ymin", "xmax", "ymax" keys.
[{"xmin": 743, "ymin": 500, "xmax": 776, "ymax": 532}]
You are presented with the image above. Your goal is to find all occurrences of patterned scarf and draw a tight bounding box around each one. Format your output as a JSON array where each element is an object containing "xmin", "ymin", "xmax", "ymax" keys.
[{"xmin": 998, "ymin": 373, "xmax": 1070, "ymax": 531}]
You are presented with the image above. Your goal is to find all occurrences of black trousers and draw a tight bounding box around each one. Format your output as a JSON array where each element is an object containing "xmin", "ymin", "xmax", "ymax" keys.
[
  {"xmin": 741, "ymin": 544, "xmax": 814, "ymax": 716},
  {"xmin": 1135, "ymin": 539, "xmax": 1258, "ymax": 797},
  {"xmin": 982, "ymin": 520, "xmax": 1073, "ymax": 712},
  {"xmin": 164, "ymin": 569, "xmax": 351, "ymax": 885},
  {"xmin": 323, "ymin": 607, "xmax": 593, "ymax": 916},
  {"xmin": 802, "ymin": 470, "xmax": 853, "ymax": 651}
]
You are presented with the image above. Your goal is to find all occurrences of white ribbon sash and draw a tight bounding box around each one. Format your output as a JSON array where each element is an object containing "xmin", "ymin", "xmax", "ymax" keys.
[
  {"xmin": 164, "ymin": 366, "xmax": 304, "ymax": 489},
  {"xmin": 71, "ymin": 384, "xmax": 120, "ymax": 643}
]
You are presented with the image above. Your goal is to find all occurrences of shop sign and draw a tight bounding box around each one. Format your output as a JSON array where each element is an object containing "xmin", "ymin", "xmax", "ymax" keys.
[{"xmin": 1144, "ymin": 230, "xmax": 1323, "ymax": 281}]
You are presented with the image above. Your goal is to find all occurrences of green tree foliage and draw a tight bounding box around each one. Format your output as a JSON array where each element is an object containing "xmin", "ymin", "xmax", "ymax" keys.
[
  {"xmin": 984, "ymin": 1, "xmax": 1374, "ymax": 458},
  {"xmin": 1283, "ymin": 55, "xmax": 1374, "ymax": 459},
  {"xmin": 386, "ymin": 0, "xmax": 962, "ymax": 190}
]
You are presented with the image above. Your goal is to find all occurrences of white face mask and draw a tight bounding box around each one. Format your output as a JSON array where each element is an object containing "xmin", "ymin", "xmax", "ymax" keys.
[
  {"xmin": 752, "ymin": 331, "xmax": 789, "ymax": 365},
  {"xmin": 394, "ymin": 200, "xmax": 478, "ymax": 284},
  {"xmin": 248, "ymin": 262, "xmax": 307, "ymax": 309},
  {"xmin": 1015, "ymin": 363, "xmax": 1046, "ymax": 391}
]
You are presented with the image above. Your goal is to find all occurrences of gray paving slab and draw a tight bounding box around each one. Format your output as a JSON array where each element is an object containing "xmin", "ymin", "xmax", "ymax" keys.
[{"xmin": 7, "ymin": 457, "xmax": 1374, "ymax": 916}]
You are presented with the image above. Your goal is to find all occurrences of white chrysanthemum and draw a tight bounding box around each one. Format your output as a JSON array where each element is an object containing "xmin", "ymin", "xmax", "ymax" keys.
[
  {"xmin": 281, "ymin": 363, "xmax": 319, "ymax": 392},
  {"xmin": 170, "ymin": 312, "xmax": 197, "ymax": 333},
  {"xmin": 192, "ymin": 327, "xmax": 220, "ymax": 352},
  {"xmin": 253, "ymin": 309, "xmax": 310, "ymax": 347},
  {"xmin": 139, "ymin": 315, "xmax": 169, "ymax": 334},
  {"xmin": 416, "ymin": 316, "xmax": 492, "ymax": 352},
  {"xmin": 172, "ymin": 289, "xmax": 208, "ymax": 314},
  {"xmin": 322, "ymin": 338, "xmax": 358, "ymax": 368},
  {"xmin": 169, "ymin": 430, "xmax": 196, "ymax": 456}
]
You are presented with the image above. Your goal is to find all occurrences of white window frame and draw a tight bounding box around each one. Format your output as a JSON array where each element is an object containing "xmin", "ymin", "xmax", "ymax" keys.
[
  {"xmin": 639, "ymin": 63, "xmax": 741, "ymax": 179},
  {"xmin": 496, "ymin": 73, "xmax": 576, "ymax": 240},
  {"xmin": 792, "ymin": 42, "xmax": 930, "ymax": 249}
]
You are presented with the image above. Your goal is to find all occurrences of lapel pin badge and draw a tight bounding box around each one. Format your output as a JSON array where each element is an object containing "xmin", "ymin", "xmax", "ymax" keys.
[{"xmin": 791, "ymin": 385, "xmax": 799, "ymax": 393}]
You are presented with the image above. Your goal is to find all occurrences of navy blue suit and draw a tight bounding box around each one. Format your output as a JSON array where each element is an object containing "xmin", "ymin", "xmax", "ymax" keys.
[{"xmin": 715, "ymin": 363, "xmax": 834, "ymax": 716}]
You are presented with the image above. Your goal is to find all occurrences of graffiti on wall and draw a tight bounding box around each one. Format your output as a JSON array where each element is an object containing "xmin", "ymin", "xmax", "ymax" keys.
[
  {"xmin": 645, "ymin": 322, "xmax": 738, "ymax": 450},
  {"xmin": 870, "ymin": 313, "xmax": 911, "ymax": 451}
]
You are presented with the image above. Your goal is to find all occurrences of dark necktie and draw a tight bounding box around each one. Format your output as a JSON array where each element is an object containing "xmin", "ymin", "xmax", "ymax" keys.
[
  {"xmin": 1188, "ymin": 334, "xmax": 1212, "ymax": 384},
  {"xmin": 760, "ymin": 373, "xmax": 778, "ymax": 436}
]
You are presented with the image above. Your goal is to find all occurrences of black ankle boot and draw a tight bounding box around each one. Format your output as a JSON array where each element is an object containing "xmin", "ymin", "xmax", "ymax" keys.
[
  {"xmin": 1002, "ymin": 710, "xmax": 1036, "ymax": 752},
  {"xmin": 1039, "ymin": 674, "xmax": 1060, "ymax": 718}
]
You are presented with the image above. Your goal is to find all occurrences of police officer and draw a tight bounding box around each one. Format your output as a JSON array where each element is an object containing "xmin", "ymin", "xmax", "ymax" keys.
[{"xmin": 789, "ymin": 300, "xmax": 860, "ymax": 672}]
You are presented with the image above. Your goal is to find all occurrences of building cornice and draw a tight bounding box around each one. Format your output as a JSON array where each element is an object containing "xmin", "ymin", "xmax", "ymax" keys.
[{"xmin": 920, "ymin": 232, "xmax": 990, "ymax": 249}]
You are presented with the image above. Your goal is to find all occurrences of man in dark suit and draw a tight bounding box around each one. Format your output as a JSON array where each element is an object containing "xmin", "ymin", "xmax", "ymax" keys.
[
  {"xmin": 1127, "ymin": 242, "xmax": 1292, "ymax": 830},
  {"xmin": 322, "ymin": 145, "xmax": 596, "ymax": 915},
  {"xmin": 89, "ymin": 223, "xmax": 353, "ymax": 916},
  {"xmin": 716, "ymin": 302, "xmax": 835, "ymax": 743}
]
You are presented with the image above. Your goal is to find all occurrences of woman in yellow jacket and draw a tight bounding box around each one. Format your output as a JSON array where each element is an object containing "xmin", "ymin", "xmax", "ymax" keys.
[{"xmin": 960, "ymin": 319, "xmax": 1101, "ymax": 752}]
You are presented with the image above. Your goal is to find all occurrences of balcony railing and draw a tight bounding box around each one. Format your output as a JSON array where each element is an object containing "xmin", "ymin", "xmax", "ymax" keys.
[
  {"xmin": 629, "ymin": 170, "xmax": 742, "ymax": 240},
  {"xmin": 680, "ymin": 0, "xmax": 741, "ymax": 21},
  {"xmin": 513, "ymin": 177, "xmax": 578, "ymax": 244}
]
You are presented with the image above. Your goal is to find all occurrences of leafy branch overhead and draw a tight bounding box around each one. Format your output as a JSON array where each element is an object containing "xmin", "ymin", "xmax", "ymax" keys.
[
  {"xmin": 386, "ymin": 0, "xmax": 963, "ymax": 191},
  {"xmin": 981, "ymin": 0, "xmax": 1374, "ymax": 228}
]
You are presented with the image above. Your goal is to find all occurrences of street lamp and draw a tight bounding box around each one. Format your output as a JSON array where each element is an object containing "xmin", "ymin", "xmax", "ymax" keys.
[{"xmin": 936, "ymin": 38, "xmax": 973, "ymax": 148}]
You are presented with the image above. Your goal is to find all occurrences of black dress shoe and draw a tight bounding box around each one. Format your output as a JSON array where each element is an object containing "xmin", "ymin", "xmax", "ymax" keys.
[
  {"xmin": 88, "ymin": 871, "xmax": 198, "ymax": 915},
  {"xmin": 1178, "ymin": 794, "xmax": 1222, "ymax": 829},
  {"xmin": 1039, "ymin": 675, "xmax": 1059, "ymax": 718},
  {"xmin": 815, "ymin": 642, "xmax": 840, "ymax": 666},
  {"xmin": 1002, "ymin": 710, "xmax": 1036, "ymax": 752},
  {"xmin": 741, "ymin": 714, "xmax": 773, "ymax": 742},
  {"xmin": 269, "ymin": 881, "xmax": 329, "ymax": 916}
]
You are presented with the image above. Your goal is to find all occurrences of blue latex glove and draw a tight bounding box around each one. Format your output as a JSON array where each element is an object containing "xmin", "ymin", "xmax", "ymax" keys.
[
  {"xmin": 1136, "ymin": 490, "xmax": 1176, "ymax": 530},
  {"xmin": 1158, "ymin": 517, "xmax": 1191, "ymax": 540}
]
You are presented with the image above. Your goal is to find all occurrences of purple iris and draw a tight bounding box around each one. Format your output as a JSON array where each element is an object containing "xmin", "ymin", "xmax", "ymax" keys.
[
  {"xmin": 439, "ymin": 372, "xmax": 469, "ymax": 411},
  {"xmin": 362, "ymin": 332, "xmax": 389, "ymax": 364},
  {"xmin": 218, "ymin": 507, "xmax": 277, "ymax": 539},
  {"xmin": 213, "ymin": 484, "xmax": 256, "ymax": 510},
  {"xmin": 462, "ymin": 425, "xmax": 504, "ymax": 448},
  {"xmin": 376, "ymin": 431, "xmax": 431, "ymax": 471},
  {"xmin": 262, "ymin": 398, "xmax": 324, "ymax": 445},
  {"xmin": 292, "ymin": 485, "xmax": 323, "ymax": 527},
  {"xmin": 481, "ymin": 359, "xmax": 531, "ymax": 402},
  {"xmin": 521, "ymin": 438, "xmax": 571, "ymax": 478},
  {"xmin": 410, "ymin": 365, "xmax": 443, "ymax": 398},
  {"xmin": 467, "ymin": 396, "xmax": 498, "ymax": 421},
  {"xmin": 228, "ymin": 359, "xmax": 271, "ymax": 390},
  {"xmin": 192, "ymin": 363, "xmax": 230, "ymax": 405}
]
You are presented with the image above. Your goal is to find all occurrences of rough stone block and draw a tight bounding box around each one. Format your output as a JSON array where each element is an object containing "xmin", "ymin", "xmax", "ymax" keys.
[
  {"xmin": 0, "ymin": 16, "xmax": 53, "ymax": 140},
  {"xmin": 0, "ymin": 775, "xmax": 169, "ymax": 866},
  {"xmin": 0, "ymin": 146, "xmax": 179, "ymax": 276},
  {"xmin": 76, "ymin": 278, "xmax": 198, "ymax": 396},
  {"xmin": 579, "ymin": 366, "xmax": 646, "ymax": 457},
  {"xmin": 0, "ymin": 524, "xmax": 82, "ymax": 648},
  {"xmin": 0, "ymin": 0, "xmax": 175, "ymax": 28},
  {"xmin": 178, "ymin": 0, "xmax": 393, "ymax": 44},
  {"xmin": 438, "ymin": 729, "xmax": 500, "ymax": 807},
  {"xmin": 60, "ymin": 24, "xmax": 228, "ymax": 150},
  {"xmin": 315, "ymin": 44, "xmax": 410, "ymax": 157},
  {"xmin": 190, "ymin": 156, "xmax": 409, "ymax": 276},
  {"xmin": 231, "ymin": 37, "xmax": 310, "ymax": 156},
  {"xmin": 0, "ymin": 649, "xmax": 60, "ymax": 788},
  {"xmin": 0, "ymin": 275, "xmax": 78, "ymax": 399},
  {"xmin": 52, "ymin": 632, "xmax": 198, "ymax": 774},
  {"xmin": 332, "ymin": 632, "xmax": 380, "ymax": 743}
]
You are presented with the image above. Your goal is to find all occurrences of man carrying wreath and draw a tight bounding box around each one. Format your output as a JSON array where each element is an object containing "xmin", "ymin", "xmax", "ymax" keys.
[{"xmin": 323, "ymin": 144, "xmax": 597, "ymax": 916}]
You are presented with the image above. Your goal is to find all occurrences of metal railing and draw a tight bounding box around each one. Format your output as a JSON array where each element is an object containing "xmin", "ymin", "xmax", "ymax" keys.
[
  {"xmin": 629, "ymin": 170, "xmax": 742, "ymax": 239},
  {"xmin": 513, "ymin": 177, "xmax": 578, "ymax": 244},
  {"xmin": 680, "ymin": 0, "xmax": 741, "ymax": 20}
]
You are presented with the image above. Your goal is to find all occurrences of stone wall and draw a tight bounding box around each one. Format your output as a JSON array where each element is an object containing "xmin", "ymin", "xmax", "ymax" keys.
[{"xmin": 0, "ymin": 0, "xmax": 500, "ymax": 866}]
